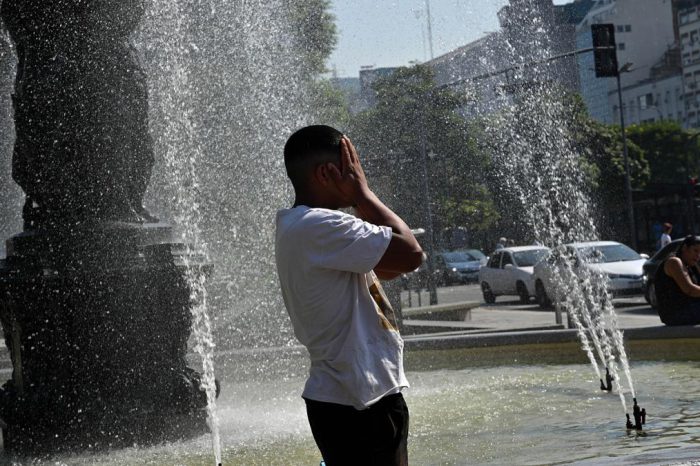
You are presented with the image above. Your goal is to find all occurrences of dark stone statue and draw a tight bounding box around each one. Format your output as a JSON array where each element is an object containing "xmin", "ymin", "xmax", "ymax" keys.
[
  {"xmin": 0, "ymin": 0, "xmax": 213, "ymax": 452},
  {"xmin": 1, "ymin": 0, "xmax": 155, "ymax": 229}
]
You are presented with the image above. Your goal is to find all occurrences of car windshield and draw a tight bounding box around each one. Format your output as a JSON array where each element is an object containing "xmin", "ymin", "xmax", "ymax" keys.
[
  {"xmin": 513, "ymin": 249, "xmax": 548, "ymax": 267},
  {"xmin": 576, "ymin": 244, "xmax": 641, "ymax": 263},
  {"xmin": 442, "ymin": 251, "xmax": 477, "ymax": 263},
  {"xmin": 464, "ymin": 249, "xmax": 486, "ymax": 260}
]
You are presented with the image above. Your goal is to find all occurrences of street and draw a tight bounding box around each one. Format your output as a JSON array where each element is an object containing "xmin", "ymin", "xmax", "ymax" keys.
[{"xmin": 401, "ymin": 284, "xmax": 656, "ymax": 315}]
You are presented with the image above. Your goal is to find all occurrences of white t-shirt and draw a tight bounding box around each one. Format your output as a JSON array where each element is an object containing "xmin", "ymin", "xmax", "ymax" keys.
[
  {"xmin": 275, "ymin": 205, "xmax": 409, "ymax": 409},
  {"xmin": 660, "ymin": 233, "xmax": 672, "ymax": 248}
]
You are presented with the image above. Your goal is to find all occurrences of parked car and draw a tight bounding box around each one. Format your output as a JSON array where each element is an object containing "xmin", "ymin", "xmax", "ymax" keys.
[
  {"xmin": 434, "ymin": 249, "xmax": 486, "ymax": 285},
  {"xmin": 533, "ymin": 241, "xmax": 647, "ymax": 309},
  {"xmin": 642, "ymin": 237, "xmax": 700, "ymax": 308},
  {"xmin": 478, "ymin": 246, "xmax": 550, "ymax": 304}
]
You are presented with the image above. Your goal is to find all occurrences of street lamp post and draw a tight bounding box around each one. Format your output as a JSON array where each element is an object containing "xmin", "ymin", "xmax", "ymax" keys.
[
  {"xmin": 418, "ymin": 99, "xmax": 439, "ymax": 305},
  {"xmin": 616, "ymin": 63, "xmax": 638, "ymax": 250},
  {"xmin": 685, "ymin": 132, "xmax": 700, "ymax": 233},
  {"xmin": 425, "ymin": 0, "xmax": 434, "ymax": 60}
]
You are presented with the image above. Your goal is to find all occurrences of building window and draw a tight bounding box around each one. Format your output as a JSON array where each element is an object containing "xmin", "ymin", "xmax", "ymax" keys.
[
  {"xmin": 639, "ymin": 93, "xmax": 654, "ymax": 110},
  {"xmin": 618, "ymin": 43, "xmax": 626, "ymax": 51},
  {"xmin": 616, "ymin": 25, "xmax": 624, "ymax": 33},
  {"xmin": 625, "ymin": 25, "xmax": 631, "ymax": 32}
]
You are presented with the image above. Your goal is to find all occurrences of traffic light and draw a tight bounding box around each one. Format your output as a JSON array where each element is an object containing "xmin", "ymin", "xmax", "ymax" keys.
[{"xmin": 592, "ymin": 24, "xmax": 619, "ymax": 78}]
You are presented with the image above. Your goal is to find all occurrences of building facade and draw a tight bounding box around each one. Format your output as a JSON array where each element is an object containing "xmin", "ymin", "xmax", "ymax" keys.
[
  {"xmin": 426, "ymin": 0, "xmax": 591, "ymax": 116},
  {"xmin": 679, "ymin": 4, "xmax": 700, "ymax": 126},
  {"xmin": 576, "ymin": 0, "xmax": 679, "ymax": 125},
  {"xmin": 358, "ymin": 66, "xmax": 399, "ymax": 110}
]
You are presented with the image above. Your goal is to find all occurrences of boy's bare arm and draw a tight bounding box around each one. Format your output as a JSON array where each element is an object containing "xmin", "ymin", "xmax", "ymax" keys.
[{"xmin": 328, "ymin": 137, "xmax": 424, "ymax": 277}]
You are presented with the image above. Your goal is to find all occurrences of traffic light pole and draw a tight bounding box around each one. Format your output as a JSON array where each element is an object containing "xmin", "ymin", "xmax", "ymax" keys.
[{"xmin": 616, "ymin": 72, "xmax": 637, "ymax": 250}]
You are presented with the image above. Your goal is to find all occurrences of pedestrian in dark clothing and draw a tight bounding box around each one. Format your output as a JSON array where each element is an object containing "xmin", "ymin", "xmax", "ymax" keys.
[{"xmin": 654, "ymin": 235, "xmax": 700, "ymax": 325}]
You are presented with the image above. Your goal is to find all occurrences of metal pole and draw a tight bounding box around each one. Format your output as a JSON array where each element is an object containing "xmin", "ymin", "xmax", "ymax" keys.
[
  {"xmin": 419, "ymin": 94, "xmax": 438, "ymax": 305},
  {"xmin": 685, "ymin": 133, "xmax": 700, "ymax": 234},
  {"xmin": 425, "ymin": 0, "xmax": 434, "ymax": 60},
  {"xmin": 616, "ymin": 72, "xmax": 637, "ymax": 250}
]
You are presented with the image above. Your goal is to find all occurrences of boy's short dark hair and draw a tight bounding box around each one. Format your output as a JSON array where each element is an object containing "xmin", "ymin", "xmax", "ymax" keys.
[{"xmin": 284, "ymin": 125, "xmax": 343, "ymax": 191}]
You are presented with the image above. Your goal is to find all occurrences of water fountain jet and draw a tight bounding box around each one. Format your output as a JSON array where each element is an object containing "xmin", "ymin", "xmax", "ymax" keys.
[{"xmin": 600, "ymin": 367, "xmax": 614, "ymax": 392}]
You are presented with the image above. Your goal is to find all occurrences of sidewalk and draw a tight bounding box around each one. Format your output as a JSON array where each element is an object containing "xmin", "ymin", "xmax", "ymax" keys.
[{"xmin": 400, "ymin": 297, "xmax": 700, "ymax": 350}]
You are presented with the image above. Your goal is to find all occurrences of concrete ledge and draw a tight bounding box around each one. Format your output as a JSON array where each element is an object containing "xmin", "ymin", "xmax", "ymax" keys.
[
  {"xmin": 402, "ymin": 321, "xmax": 565, "ymax": 336},
  {"xmin": 401, "ymin": 319, "xmax": 480, "ymax": 335},
  {"xmin": 401, "ymin": 301, "xmax": 480, "ymax": 321},
  {"xmin": 404, "ymin": 325, "xmax": 700, "ymax": 351}
]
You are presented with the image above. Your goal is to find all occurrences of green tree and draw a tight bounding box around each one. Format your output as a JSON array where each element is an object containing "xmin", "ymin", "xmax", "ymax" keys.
[
  {"xmin": 287, "ymin": 0, "xmax": 337, "ymax": 77},
  {"xmin": 563, "ymin": 93, "xmax": 649, "ymax": 239},
  {"xmin": 306, "ymin": 78, "xmax": 351, "ymax": 129},
  {"xmin": 286, "ymin": 0, "xmax": 351, "ymax": 128},
  {"xmin": 626, "ymin": 120, "xmax": 700, "ymax": 184},
  {"xmin": 348, "ymin": 65, "xmax": 498, "ymax": 247},
  {"xmin": 562, "ymin": 93, "xmax": 649, "ymax": 192}
]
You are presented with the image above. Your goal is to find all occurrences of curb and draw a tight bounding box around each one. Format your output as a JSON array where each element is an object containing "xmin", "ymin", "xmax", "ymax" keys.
[{"xmin": 404, "ymin": 325, "xmax": 700, "ymax": 351}]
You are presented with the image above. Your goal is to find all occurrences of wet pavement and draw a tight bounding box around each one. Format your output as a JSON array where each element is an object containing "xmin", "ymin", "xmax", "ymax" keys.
[
  {"xmin": 400, "ymin": 284, "xmax": 669, "ymax": 334},
  {"xmin": 399, "ymin": 284, "xmax": 700, "ymax": 350}
]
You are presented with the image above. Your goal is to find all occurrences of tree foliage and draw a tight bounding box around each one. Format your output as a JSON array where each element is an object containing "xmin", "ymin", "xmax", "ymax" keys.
[
  {"xmin": 348, "ymin": 65, "xmax": 498, "ymax": 243},
  {"xmin": 287, "ymin": 0, "xmax": 337, "ymax": 77},
  {"xmin": 558, "ymin": 94, "xmax": 649, "ymax": 211},
  {"xmin": 626, "ymin": 120, "xmax": 700, "ymax": 184}
]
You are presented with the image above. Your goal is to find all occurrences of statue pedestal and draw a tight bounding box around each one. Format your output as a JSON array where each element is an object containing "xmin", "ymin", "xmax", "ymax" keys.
[{"xmin": 0, "ymin": 223, "xmax": 211, "ymax": 452}]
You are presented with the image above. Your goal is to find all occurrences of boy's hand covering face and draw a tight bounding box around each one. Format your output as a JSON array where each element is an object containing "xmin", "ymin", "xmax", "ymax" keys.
[{"xmin": 327, "ymin": 136, "xmax": 370, "ymax": 206}]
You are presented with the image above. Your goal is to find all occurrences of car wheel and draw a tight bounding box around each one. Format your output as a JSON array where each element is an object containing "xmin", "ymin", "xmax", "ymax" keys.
[
  {"xmin": 648, "ymin": 282, "xmax": 657, "ymax": 309},
  {"xmin": 482, "ymin": 282, "xmax": 496, "ymax": 304},
  {"xmin": 516, "ymin": 281, "xmax": 530, "ymax": 304},
  {"xmin": 535, "ymin": 280, "xmax": 552, "ymax": 309}
]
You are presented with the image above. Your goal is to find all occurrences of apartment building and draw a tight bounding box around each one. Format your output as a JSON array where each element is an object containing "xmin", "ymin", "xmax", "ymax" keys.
[
  {"xmin": 679, "ymin": 5, "xmax": 700, "ymax": 126},
  {"xmin": 576, "ymin": 0, "xmax": 678, "ymax": 125}
]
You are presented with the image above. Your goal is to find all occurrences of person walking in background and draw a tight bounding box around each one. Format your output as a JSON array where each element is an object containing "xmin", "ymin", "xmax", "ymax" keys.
[
  {"xmin": 496, "ymin": 237, "xmax": 507, "ymax": 250},
  {"xmin": 660, "ymin": 223, "xmax": 673, "ymax": 249},
  {"xmin": 275, "ymin": 125, "xmax": 423, "ymax": 466}
]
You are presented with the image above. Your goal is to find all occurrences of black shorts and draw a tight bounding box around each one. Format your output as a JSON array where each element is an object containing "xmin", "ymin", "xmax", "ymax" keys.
[{"xmin": 304, "ymin": 393, "xmax": 409, "ymax": 466}]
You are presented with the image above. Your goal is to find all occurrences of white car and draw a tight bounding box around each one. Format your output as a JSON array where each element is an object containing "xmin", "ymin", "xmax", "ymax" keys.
[
  {"xmin": 478, "ymin": 246, "xmax": 550, "ymax": 304},
  {"xmin": 532, "ymin": 241, "xmax": 647, "ymax": 309}
]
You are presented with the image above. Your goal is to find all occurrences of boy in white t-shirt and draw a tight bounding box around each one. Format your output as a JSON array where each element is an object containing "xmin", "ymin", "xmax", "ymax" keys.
[{"xmin": 275, "ymin": 125, "xmax": 423, "ymax": 466}]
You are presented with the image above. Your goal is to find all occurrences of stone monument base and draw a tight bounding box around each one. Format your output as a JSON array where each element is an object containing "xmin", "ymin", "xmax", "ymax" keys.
[{"xmin": 0, "ymin": 223, "xmax": 212, "ymax": 453}]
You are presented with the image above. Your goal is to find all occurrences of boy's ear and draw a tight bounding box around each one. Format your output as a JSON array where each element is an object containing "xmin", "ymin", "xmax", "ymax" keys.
[{"xmin": 315, "ymin": 163, "xmax": 331, "ymax": 186}]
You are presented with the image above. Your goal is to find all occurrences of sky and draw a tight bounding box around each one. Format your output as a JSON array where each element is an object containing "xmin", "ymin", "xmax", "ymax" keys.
[{"xmin": 329, "ymin": 0, "xmax": 573, "ymax": 78}]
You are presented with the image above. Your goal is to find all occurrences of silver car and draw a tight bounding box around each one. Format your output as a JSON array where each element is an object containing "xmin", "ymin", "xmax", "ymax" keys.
[
  {"xmin": 532, "ymin": 241, "xmax": 647, "ymax": 309},
  {"xmin": 478, "ymin": 246, "xmax": 550, "ymax": 304}
]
